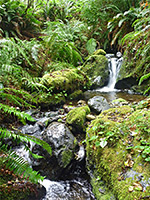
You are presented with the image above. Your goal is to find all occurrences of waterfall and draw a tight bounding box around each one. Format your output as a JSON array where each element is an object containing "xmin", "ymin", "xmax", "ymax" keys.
[{"xmin": 97, "ymin": 53, "xmax": 123, "ymax": 92}]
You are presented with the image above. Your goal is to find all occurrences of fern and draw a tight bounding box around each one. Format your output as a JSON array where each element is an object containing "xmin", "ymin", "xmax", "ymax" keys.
[
  {"xmin": 139, "ymin": 73, "xmax": 150, "ymax": 85},
  {"xmin": 0, "ymin": 103, "xmax": 35, "ymax": 124},
  {"xmin": 0, "ymin": 126, "xmax": 52, "ymax": 184},
  {"xmin": 0, "ymin": 142, "xmax": 45, "ymax": 184}
]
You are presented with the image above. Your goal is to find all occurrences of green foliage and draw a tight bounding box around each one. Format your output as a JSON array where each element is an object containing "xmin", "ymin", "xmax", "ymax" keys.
[
  {"xmin": 86, "ymin": 38, "xmax": 97, "ymax": 55},
  {"xmin": 135, "ymin": 140, "xmax": 150, "ymax": 162},
  {"xmin": 108, "ymin": 7, "xmax": 140, "ymax": 46},
  {"xmin": 42, "ymin": 20, "xmax": 84, "ymax": 66},
  {"xmin": 87, "ymin": 121, "xmax": 119, "ymax": 148},
  {"xmin": 121, "ymin": 5, "xmax": 150, "ymax": 94},
  {"xmin": 0, "ymin": 103, "xmax": 35, "ymax": 124},
  {"xmin": 0, "ymin": 127, "xmax": 52, "ymax": 183},
  {"xmin": 0, "ymin": 0, "xmax": 40, "ymax": 38}
]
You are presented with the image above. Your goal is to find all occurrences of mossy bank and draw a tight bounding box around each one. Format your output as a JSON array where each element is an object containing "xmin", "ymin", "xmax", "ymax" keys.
[{"xmin": 86, "ymin": 98, "xmax": 150, "ymax": 199}]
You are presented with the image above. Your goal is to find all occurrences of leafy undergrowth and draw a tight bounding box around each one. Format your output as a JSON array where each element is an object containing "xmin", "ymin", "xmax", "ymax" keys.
[{"xmin": 86, "ymin": 97, "xmax": 150, "ymax": 200}]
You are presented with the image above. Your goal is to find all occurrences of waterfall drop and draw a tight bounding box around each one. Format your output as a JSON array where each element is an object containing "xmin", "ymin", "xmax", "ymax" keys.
[{"xmin": 97, "ymin": 53, "xmax": 123, "ymax": 92}]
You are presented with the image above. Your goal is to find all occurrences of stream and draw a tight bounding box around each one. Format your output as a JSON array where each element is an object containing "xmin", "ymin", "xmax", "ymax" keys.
[{"xmin": 14, "ymin": 53, "xmax": 145, "ymax": 200}]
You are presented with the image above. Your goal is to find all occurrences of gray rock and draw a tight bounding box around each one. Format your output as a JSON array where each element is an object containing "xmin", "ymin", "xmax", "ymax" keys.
[
  {"xmin": 31, "ymin": 122, "xmax": 78, "ymax": 180},
  {"xmin": 88, "ymin": 96, "xmax": 110, "ymax": 114}
]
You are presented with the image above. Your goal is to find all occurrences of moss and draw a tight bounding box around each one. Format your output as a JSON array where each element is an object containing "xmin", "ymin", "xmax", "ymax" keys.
[
  {"xmin": 101, "ymin": 105, "xmax": 133, "ymax": 122},
  {"xmin": 38, "ymin": 92, "xmax": 66, "ymax": 108},
  {"xmin": 83, "ymin": 54, "xmax": 109, "ymax": 87},
  {"xmin": 86, "ymin": 103, "xmax": 150, "ymax": 200},
  {"xmin": 40, "ymin": 69, "xmax": 89, "ymax": 93},
  {"xmin": 66, "ymin": 105, "xmax": 90, "ymax": 131},
  {"xmin": 61, "ymin": 149, "xmax": 73, "ymax": 168},
  {"xmin": 68, "ymin": 90, "xmax": 83, "ymax": 100},
  {"xmin": 112, "ymin": 98, "xmax": 128, "ymax": 104},
  {"xmin": 91, "ymin": 176, "xmax": 116, "ymax": 200}
]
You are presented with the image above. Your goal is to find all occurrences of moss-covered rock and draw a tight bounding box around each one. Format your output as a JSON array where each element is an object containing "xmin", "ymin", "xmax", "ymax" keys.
[
  {"xmin": 82, "ymin": 53, "xmax": 109, "ymax": 88},
  {"xmin": 68, "ymin": 89, "xmax": 83, "ymax": 100},
  {"xmin": 61, "ymin": 149, "xmax": 73, "ymax": 168},
  {"xmin": 115, "ymin": 57, "xmax": 150, "ymax": 94},
  {"xmin": 66, "ymin": 105, "xmax": 90, "ymax": 132},
  {"xmin": 86, "ymin": 101, "xmax": 150, "ymax": 199},
  {"xmin": 40, "ymin": 69, "xmax": 89, "ymax": 93},
  {"xmin": 38, "ymin": 92, "xmax": 66, "ymax": 108}
]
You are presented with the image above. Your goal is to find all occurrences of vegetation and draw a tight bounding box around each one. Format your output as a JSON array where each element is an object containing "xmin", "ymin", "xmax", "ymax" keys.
[
  {"xmin": 0, "ymin": 0, "xmax": 149, "ymax": 199},
  {"xmin": 86, "ymin": 98, "xmax": 150, "ymax": 199}
]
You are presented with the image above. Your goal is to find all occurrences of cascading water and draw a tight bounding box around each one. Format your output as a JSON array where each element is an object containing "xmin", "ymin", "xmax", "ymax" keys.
[{"xmin": 97, "ymin": 53, "xmax": 123, "ymax": 92}]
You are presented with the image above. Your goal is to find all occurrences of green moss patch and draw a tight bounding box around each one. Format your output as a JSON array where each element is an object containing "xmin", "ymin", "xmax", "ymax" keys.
[{"xmin": 66, "ymin": 105, "xmax": 90, "ymax": 132}]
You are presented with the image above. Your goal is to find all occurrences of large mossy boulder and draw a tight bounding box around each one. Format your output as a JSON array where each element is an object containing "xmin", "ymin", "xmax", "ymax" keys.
[
  {"xmin": 38, "ymin": 69, "xmax": 89, "ymax": 107},
  {"xmin": 115, "ymin": 59, "xmax": 150, "ymax": 94},
  {"xmin": 66, "ymin": 105, "xmax": 90, "ymax": 133},
  {"xmin": 86, "ymin": 99, "xmax": 150, "ymax": 199},
  {"xmin": 82, "ymin": 49, "xmax": 109, "ymax": 88},
  {"xmin": 40, "ymin": 68, "xmax": 89, "ymax": 93}
]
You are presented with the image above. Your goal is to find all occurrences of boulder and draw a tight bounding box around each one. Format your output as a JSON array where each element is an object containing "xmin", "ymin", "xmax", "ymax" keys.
[
  {"xmin": 38, "ymin": 69, "xmax": 89, "ymax": 107},
  {"xmin": 31, "ymin": 122, "xmax": 78, "ymax": 180},
  {"xmin": 88, "ymin": 96, "xmax": 110, "ymax": 114},
  {"xmin": 115, "ymin": 77, "xmax": 138, "ymax": 89},
  {"xmin": 40, "ymin": 69, "xmax": 89, "ymax": 93},
  {"xmin": 82, "ymin": 50, "xmax": 109, "ymax": 88},
  {"xmin": 66, "ymin": 105, "xmax": 90, "ymax": 133}
]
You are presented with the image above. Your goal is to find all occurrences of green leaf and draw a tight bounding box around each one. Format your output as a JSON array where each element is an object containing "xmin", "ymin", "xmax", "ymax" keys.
[
  {"xmin": 86, "ymin": 38, "xmax": 97, "ymax": 55},
  {"xmin": 88, "ymin": 135, "xmax": 98, "ymax": 142},
  {"xmin": 95, "ymin": 141, "xmax": 100, "ymax": 147}
]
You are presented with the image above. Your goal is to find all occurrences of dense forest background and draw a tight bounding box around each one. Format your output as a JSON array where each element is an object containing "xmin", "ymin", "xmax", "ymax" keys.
[{"xmin": 0, "ymin": 0, "xmax": 150, "ymax": 192}]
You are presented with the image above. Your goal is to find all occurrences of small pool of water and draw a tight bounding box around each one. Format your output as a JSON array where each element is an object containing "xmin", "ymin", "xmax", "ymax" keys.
[{"xmin": 84, "ymin": 90, "xmax": 145, "ymax": 103}]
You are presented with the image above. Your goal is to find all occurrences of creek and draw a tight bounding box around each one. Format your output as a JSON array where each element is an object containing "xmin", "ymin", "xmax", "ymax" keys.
[{"xmin": 13, "ymin": 54, "xmax": 145, "ymax": 200}]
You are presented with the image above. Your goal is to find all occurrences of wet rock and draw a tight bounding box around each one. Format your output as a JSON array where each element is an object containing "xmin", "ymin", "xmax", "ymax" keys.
[
  {"xmin": 21, "ymin": 123, "xmax": 42, "ymax": 135},
  {"xmin": 86, "ymin": 114, "xmax": 96, "ymax": 121},
  {"xmin": 115, "ymin": 77, "xmax": 138, "ymax": 89},
  {"xmin": 88, "ymin": 96, "xmax": 110, "ymax": 114},
  {"xmin": 92, "ymin": 76, "xmax": 102, "ymax": 89},
  {"xmin": 31, "ymin": 122, "xmax": 78, "ymax": 180}
]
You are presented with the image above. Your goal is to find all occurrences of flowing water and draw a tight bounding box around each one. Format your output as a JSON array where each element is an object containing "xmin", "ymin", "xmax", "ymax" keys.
[
  {"xmin": 84, "ymin": 53, "xmax": 144, "ymax": 103},
  {"xmin": 97, "ymin": 54, "xmax": 123, "ymax": 92}
]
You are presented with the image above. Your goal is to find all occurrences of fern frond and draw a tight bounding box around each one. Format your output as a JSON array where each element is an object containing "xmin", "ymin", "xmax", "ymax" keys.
[
  {"xmin": 0, "ymin": 126, "xmax": 52, "ymax": 183},
  {"xmin": 139, "ymin": 72, "xmax": 150, "ymax": 85},
  {"xmin": 0, "ymin": 128, "xmax": 52, "ymax": 156},
  {"xmin": 0, "ymin": 142, "xmax": 45, "ymax": 183},
  {"xmin": 0, "ymin": 103, "xmax": 35, "ymax": 124}
]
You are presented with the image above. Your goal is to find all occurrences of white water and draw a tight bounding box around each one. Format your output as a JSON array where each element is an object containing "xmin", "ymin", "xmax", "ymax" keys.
[{"xmin": 97, "ymin": 54, "xmax": 123, "ymax": 92}]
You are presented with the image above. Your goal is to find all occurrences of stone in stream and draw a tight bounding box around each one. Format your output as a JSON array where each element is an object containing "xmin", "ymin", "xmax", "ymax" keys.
[
  {"xmin": 88, "ymin": 96, "xmax": 110, "ymax": 114},
  {"xmin": 30, "ymin": 122, "xmax": 78, "ymax": 180}
]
